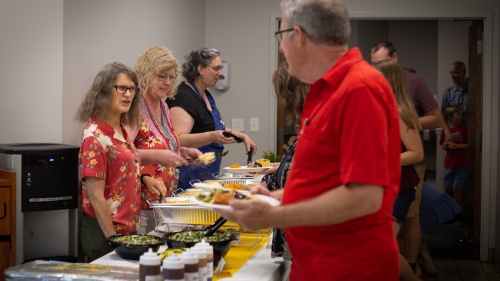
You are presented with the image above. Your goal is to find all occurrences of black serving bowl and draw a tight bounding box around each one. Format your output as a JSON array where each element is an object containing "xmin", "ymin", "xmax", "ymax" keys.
[
  {"xmin": 163, "ymin": 230, "xmax": 235, "ymax": 266},
  {"xmin": 107, "ymin": 234, "xmax": 164, "ymax": 260}
]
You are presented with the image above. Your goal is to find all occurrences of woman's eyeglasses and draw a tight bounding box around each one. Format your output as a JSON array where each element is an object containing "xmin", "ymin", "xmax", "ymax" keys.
[
  {"xmin": 113, "ymin": 85, "xmax": 139, "ymax": 95},
  {"xmin": 208, "ymin": 65, "xmax": 224, "ymax": 72},
  {"xmin": 157, "ymin": 74, "xmax": 178, "ymax": 83}
]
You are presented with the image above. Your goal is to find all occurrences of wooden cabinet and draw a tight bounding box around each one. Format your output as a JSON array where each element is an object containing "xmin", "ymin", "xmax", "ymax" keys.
[{"xmin": 0, "ymin": 169, "xmax": 16, "ymax": 280}]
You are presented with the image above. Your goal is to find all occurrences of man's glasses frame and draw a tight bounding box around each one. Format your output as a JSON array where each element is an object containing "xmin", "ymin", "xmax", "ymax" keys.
[
  {"xmin": 113, "ymin": 85, "xmax": 139, "ymax": 95},
  {"xmin": 274, "ymin": 28, "xmax": 294, "ymax": 43}
]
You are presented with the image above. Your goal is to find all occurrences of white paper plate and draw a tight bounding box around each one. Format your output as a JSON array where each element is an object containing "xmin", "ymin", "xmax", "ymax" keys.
[
  {"xmin": 224, "ymin": 166, "xmax": 270, "ymax": 173},
  {"xmin": 191, "ymin": 191, "xmax": 280, "ymax": 210}
]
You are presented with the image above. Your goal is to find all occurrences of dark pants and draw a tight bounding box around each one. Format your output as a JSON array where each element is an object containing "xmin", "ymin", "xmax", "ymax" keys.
[
  {"xmin": 393, "ymin": 188, "xmax": 417, "ymax": 224},
  {"xmin": 81, "ymin": 214, "xmax": 113, "ymax": 262}
]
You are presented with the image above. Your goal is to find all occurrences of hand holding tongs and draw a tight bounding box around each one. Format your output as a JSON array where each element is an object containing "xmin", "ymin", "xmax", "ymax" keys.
[{"xmin": 247, "ymin": 148, "xmax": 253, "ymax": 165}]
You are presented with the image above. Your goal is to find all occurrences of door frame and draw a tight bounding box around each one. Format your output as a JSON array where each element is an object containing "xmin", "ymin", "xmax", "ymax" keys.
[{"xmin": 268, "ymin": 11, "xmax": 495, "ymax": 262}]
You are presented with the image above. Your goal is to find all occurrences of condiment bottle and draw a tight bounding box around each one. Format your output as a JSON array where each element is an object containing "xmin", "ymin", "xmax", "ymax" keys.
[
  {"xmin": 163, "ymin": 255, "xmax": 185, "ymax": 281},
  {"xmin": 190, "ymin": 248, "xmax": 207, "ymax": 281},
  {"xmin": 181, "ymin": 251, "xmax": 199, "ymax": 281},
  {"xmin": 139, "ymin": 248, "xmax": 162, "ymax": 281},
  {"xmin": 194, "ymin": 242, "xmax": 214, "ymax": 281}
]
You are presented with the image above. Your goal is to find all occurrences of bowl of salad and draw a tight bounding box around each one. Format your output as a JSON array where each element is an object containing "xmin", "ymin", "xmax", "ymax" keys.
[
  {"xmin": 107, "ymin": 234, "xmax": 164, "ymax": 260},
  {"xmin": 163, "ymin": 229, "xmax": 235, "ymax": 265}
]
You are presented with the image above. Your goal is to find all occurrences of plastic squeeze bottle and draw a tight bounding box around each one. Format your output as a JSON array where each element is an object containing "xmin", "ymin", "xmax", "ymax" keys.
[
  {"xmin": 181, "ymin": 251, "xmax": 200, "ymax": 281},
  {"xmin": 194, "ymin": 242, "xmax": 214, "ymax": 281},
  {"xmin": 162, "ymin": 255, "xmax": 185, "ymax": 281},
  {"xmin": 189, "ymin": 247, "xmax": 207, "ymax": 281},
  {"xmin": 139, "ymin": 248, "xmax": 162, "ymax": 281}
]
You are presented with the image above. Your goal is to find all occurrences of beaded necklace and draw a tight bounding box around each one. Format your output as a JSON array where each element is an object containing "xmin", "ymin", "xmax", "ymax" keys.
[{"xmin": 141, "ymin": 95, "xmax": 180, "ymax": 153}]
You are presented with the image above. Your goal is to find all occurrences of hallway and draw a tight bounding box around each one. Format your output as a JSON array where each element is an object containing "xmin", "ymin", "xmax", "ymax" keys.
[{"xmin": 422, "ymin": 259, "xmax": 499, "ymax": 281}]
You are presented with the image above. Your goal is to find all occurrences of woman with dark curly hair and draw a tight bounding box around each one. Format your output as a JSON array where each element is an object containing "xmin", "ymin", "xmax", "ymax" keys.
[{"xmin": 167, "ymin": 48, "xmax": 256, "ymax": 189}]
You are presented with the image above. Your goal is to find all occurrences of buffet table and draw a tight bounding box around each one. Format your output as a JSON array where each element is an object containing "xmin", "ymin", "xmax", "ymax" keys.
[{"xmin": 92, "ymin": 233, "xmax": 283, "ymax": 281}]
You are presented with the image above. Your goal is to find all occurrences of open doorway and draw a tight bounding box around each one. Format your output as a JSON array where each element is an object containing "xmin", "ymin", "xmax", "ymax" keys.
[{"xmin": 273, "ymin": 18, "xmax": 484, "ymax": 261}]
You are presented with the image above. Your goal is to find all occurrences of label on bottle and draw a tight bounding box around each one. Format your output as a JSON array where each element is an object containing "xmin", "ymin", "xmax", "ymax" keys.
[
  {"xmin": 145, "ymin": 274, "xmax": 162, "ymax": 281},
  {"xmin": 184, "ymin": 271, "xmax": 199, "ymax": 281},
  {"xmin": 198, "ymin": 266, "xmax": 207, "ymax": 281},
  {"xmin": 206, "ymin": 261, "xmax": 213, "ymax": 281}
]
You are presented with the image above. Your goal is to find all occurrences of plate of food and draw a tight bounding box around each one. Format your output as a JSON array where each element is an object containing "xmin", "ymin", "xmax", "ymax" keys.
[
  {"xmin": 192, "ymin": 181, "xmax": 249, "ymax": 193},
  {"xmin": 191, "ymin": 189, "xmax": 280, "ymax": 210},
  {"xmin": 224, "ymin": 161, "xmax": 271, "ymax": 173}
]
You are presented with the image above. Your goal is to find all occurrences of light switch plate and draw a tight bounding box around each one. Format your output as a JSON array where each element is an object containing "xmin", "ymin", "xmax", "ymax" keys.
[
  {"xmin": 231, "ymin": 118, "xmax": 244, "ymax": 131},
  {"xmin": 250, "ymin": 118, "xmax": 259, "ymax": 132}
]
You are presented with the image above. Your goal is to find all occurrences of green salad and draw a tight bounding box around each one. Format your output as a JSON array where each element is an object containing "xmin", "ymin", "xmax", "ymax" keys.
[
  {"xmin": 168, "ymin": 230, "xmax": 232, "ymax": 243},
  {"xmin": 110, "ymin": 235, "xmax": 162, "ymax": 245}
]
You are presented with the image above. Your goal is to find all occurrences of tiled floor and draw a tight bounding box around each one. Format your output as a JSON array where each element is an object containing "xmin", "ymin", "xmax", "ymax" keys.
[
  {"xmin": 421, "ymin": 259, "xmax": 500, "ymax": 281},
  {"xmin": 418, "ymin": 210, "xmax": 500, "ymax": 281}
]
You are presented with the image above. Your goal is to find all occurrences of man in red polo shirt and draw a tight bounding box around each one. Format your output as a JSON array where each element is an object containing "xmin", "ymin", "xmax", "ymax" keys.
[{"xmin": 217, "ymin": 0, "xmax": 400, "ymax": 280}]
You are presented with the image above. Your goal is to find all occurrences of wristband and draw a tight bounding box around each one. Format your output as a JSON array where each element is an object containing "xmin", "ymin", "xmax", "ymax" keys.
[{"xmin": 140, "ymin": 174, "xmax": 151, "ymax": 185}]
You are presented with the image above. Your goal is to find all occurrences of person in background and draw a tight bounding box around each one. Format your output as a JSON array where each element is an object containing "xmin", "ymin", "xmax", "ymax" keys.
[
  {"xmin": 76, "ymin": 62, "xmax": 147, "ymax": 261},
  {"xmin": 260, "ymin": 61, "xmax": 309, "ymax": 281},
  {"xmin": 128, "ymin": 45, "xmax": 201, "ymax": 234},
  {"xmin": 441, "ymin": 61, "xmax": 468, "ymax": 146},
  {"xmin": 167, "ymin": 47, "xmax": 256, "ymax": 189},
  {"xmin": 375, "ymin": 60, "xmax": 424, "ymax": 281},
  {"xmin": 442, "ymin": 61, "xmax": 468, "ymax": 124},
  {"xmin": 440, "ymin": 105, "xmax": 468, "ymax": 205},
  {"xmin": 218, "ymin": 0, "xmax": 401, "ymax": 280},
  {"xmin": 418, "ymin": 183, "xmax": 462, "ymax": 278},
  {"xmin": 370, "ymin": 40, "xmax": 444, "ymax": 275}
]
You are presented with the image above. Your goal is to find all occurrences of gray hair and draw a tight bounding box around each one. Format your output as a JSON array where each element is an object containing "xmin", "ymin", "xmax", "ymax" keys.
[
  {"xmin": 280, "ymin": 0, "xmax": 350, "ymax": 45},
  {"xmin": 182, "ymin": 47, "xmax": 221, "ymax": 82}
]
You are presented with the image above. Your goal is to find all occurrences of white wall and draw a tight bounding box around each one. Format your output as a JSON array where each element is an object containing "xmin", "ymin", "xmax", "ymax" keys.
[
  {"xmin": 204, "ymin": 0, "xmax": 281, "ymax": 167},
  {"xmin": 0, "ymin": 0, "xmax": 63, "ymax": 143},
  {"xmin": 62, "ymin": 0, "xmax": 206, "ymax": 146}
]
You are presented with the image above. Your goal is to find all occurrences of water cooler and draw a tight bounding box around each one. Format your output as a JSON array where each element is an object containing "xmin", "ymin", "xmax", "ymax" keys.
[{"xmin": 0, "ymin": 143, "xmax": 80, "ymax": 265}]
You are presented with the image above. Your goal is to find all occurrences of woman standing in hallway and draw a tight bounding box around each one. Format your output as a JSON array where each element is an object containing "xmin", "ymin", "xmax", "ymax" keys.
[{"xmin": 376, "ymin": 60, "xmax": 424, "ymax": 281}]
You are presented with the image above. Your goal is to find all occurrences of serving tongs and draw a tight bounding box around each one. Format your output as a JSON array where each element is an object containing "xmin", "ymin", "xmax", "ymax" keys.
[
  {"xmin": 247, "ymin": 148, "xmax": 253, "ymax": 165},
  {"xmin": 203, "ymin": 191, "xmax": 248, "ymax": 237}
]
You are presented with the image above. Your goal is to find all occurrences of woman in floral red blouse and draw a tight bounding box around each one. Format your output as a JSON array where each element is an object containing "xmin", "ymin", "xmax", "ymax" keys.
[{"xmin": 75, "ymin": 62, "xmax": 160, "ymax": 262}]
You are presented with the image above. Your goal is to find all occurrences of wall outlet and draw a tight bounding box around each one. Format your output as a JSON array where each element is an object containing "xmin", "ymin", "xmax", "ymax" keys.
[
  {"xmin": 250, "ymin": 117, "xmax": 259, "ymax": 132},
  {"xmin": 231, "ymin": 118, "xmax": 244, "ymax": 131}
]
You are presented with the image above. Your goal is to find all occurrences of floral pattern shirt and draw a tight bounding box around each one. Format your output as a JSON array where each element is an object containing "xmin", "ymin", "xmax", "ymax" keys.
[
  {"xmin": 134, "ymin": 99, "xmax": 180, "ymax": 209},
  {"xmin": 79, "ymin": 120, "xmax": 141, "ymax": 234}
]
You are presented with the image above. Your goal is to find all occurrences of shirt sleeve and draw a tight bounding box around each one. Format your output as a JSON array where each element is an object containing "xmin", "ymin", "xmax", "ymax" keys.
[
  {"xmin": 415, "ymin": 76, "xmax": 438, "ymax": 114},
  {"xmin": 79, "ymin": 136, "xmax": 107, "ymax": 181}
]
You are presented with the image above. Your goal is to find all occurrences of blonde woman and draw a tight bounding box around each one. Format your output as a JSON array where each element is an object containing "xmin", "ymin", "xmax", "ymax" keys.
[
  {"xmin": 128, "ymin": 46, "xmax": 201, "ymax": 234},
  {"xmin": 375, "ymin": 60, "xmax": 424, "ymax": 281}
]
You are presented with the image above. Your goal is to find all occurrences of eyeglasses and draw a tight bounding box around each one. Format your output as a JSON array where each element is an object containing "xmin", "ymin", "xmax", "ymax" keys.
[
  {"xmin": 208, "ymin": 65, "xmax": 224, "ymax": 72},
  {"xmin": 157, "ymin": 74, "xmax": 178, "ymax": 83},
  {"xmin": 275, "ymin": 28, "xmax": 294, "ymax": 43},
  {"xmin": 113, "ymin": 85, "xmax": 139, "ymax": 95}
]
